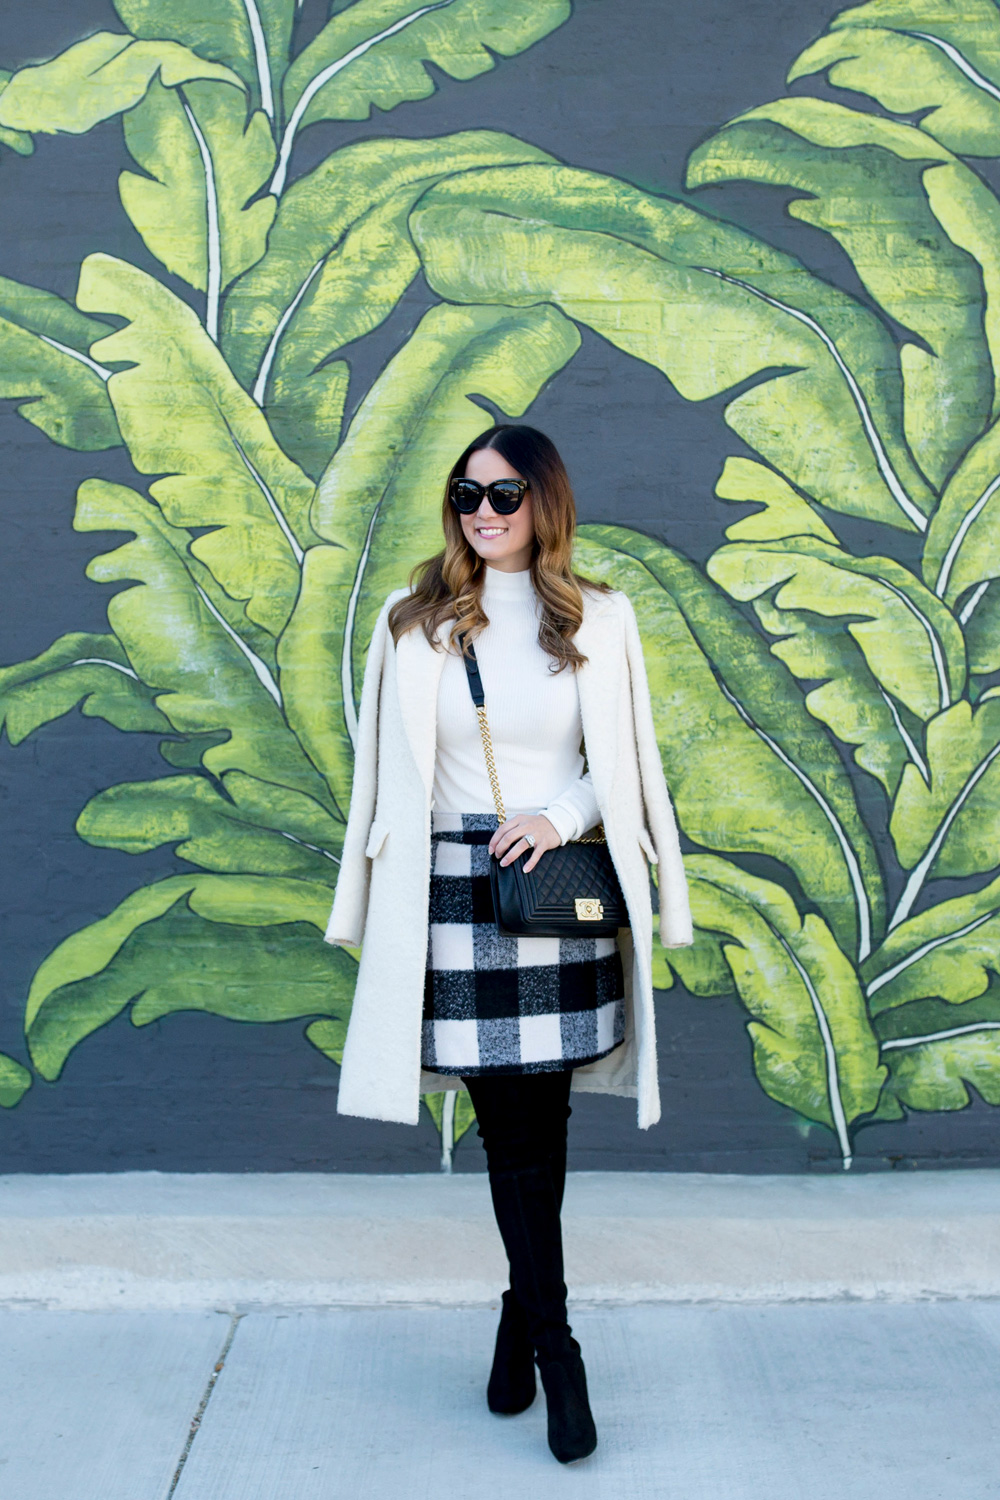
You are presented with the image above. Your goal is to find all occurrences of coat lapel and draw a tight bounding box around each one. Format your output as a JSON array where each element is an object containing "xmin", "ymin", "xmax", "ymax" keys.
[{"xmin": 393, "ymin": 623, "xmax": 448, "ymax": 802}]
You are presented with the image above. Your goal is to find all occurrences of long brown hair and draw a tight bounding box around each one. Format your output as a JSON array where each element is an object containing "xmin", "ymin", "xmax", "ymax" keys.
[{"xmin": 387, "ymin": 425, "xmax": 606, "ymax": 671}]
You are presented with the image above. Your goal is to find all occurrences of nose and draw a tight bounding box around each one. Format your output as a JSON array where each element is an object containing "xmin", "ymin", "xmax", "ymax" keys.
[{"xmin": 475, "ymin": 498, "xmax": 501, "ymax": 521}]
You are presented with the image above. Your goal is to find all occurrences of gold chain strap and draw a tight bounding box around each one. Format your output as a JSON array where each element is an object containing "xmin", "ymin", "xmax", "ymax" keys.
[
  {"xmin": 472, "ymin": 696, "xmax": 606, "ymax": 846},
  {"xmin": 474, "ymin": 704, "xmax": 507, "ymax": 825}
]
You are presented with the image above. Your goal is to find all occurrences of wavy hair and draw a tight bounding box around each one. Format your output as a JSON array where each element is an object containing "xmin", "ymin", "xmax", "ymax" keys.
[{"xmin": 387, "ymin": 425, "xmax": 606, "ymax": 671}]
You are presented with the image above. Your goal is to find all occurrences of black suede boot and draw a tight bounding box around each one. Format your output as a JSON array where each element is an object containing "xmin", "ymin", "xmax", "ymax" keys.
[
  {"xmin": 482, "ymin": 1161, "xmax": 598, "ymax": 1463},
  {"xmin": 487, "ymin": 1289, "xmax": 536, "ymax": 1415},
  {"xmin": 536, "ymin": 1331, "xmax": 598, "ymax": 1465},
  {"xmin": 462, "ymin": 1072, "xmax": 595, "ymax": 1461}
]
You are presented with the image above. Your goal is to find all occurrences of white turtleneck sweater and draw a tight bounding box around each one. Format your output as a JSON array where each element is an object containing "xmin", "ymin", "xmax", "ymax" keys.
[{"xmin": 432, "ymin": 566, "xmax": 601, "ymax": 843}]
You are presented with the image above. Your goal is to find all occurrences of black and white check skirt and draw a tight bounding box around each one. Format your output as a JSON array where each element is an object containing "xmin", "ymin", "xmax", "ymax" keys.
[{"xmin": 421, "ymin": 812, "xmax": 626, "ymax": 1077}]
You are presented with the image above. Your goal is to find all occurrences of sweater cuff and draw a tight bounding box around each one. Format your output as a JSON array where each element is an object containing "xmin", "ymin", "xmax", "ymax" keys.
[
  {"xmin": 540, "ymin": 772, "xmax": 601, "ymax": 845},
  {"xmin": 539, "ymin": 801, "xmax": 579, "ymax": 845}
]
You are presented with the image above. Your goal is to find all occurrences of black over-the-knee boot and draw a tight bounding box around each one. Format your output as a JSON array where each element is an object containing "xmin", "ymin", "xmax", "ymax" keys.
[
  {"xmin": 483, "ymin": 1103, "xmax": 570, "ymax": 1416},
  {"xmin": 464, "ymin": 1072, "xmax": 597, "ymax": 1464},
  {"xmin": 486, "ymin": 1080, "xmax": 570, "ymax": 1415}
]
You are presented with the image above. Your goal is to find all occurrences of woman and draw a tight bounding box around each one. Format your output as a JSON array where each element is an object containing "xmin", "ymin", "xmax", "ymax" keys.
[{"xmin": 325, "ymin": 425, "xmax": 692, "ymax": 1464}]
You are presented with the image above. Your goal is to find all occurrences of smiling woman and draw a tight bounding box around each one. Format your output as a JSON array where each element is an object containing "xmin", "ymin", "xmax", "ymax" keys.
[
  {"xmin": 456, "ymin": 456, "xmax": 536, "ymax": 572},
  {"xmin": 327, "ymin": 422, "xmax": 691, "ymax": 1462}
]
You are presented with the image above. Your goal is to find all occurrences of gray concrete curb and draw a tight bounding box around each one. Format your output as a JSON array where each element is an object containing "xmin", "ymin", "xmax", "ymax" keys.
[{"xmin": 1, "ymin": 1169, "xmax": 997, "ymax": 1310}]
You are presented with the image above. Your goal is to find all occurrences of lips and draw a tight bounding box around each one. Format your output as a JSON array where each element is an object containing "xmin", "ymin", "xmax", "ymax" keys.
[{"xmin": 476, "ymin": 526, "xmax": 507, "ymax": 538}]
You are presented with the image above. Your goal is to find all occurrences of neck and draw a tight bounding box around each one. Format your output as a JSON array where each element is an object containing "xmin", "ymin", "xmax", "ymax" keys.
[
  {"xmin": 480, "ymin": 544, "xmax": 534, "ymax": 573},
  {"xmin": 481, "ymin": 563, "xmax": 535, "ymax": 595}
]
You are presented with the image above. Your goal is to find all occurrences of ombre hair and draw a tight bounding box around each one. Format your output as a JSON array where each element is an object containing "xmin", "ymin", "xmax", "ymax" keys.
[{"xmin": 387, "ymin": 425, "xmax": 607, "ymax": 672}]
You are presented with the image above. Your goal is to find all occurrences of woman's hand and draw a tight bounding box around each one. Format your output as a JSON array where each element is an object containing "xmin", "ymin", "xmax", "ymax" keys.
[{"xmin": 489, "ymin": 813, "xmax": 561, "ymax": 873}]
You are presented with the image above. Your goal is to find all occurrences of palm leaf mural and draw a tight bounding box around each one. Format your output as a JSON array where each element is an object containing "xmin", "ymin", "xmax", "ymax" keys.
[
  {"xmin": 0, "ymin": 277, "xmax": 121, "ymax": 450},
  {"xmin": 222, "ymin": 130, "xmax": 556, "ymax": 476},
  {"xmin": 119, "ymin": 77, "xmax": 278, "ymax": 337},
  {"xmin": 0, "ymin": 0, "xmax": 573, "ymax": 1162},
  {"xmin": 0, "ymin": 33, "xmax": 244, "ymax": 135},
  {"xmin": 788, "ymin": 0, "xmax": 1000, "ymax": 158},
  {"xmin": 4, "ymin": 0, "xmax": 1000, "ymax": 1168},
  {"xmin": 112, "ymin": 0, "xmax": 298, "ymax": 120},
  {"xmin": 683, "ymin": 857, "xmax": 887, "ymax": 1170},
  {"xmin": 574, "ymin": 527, "xmax": 884, "ymax": 963},
  {"xmin": 273, "ymin": 0, "xmax": 570, "ymax": 191},
  {"xmin": 409, "ymin": 160, "xmax": 937, "ymax": 533},
  {"xmin": 685, "ymin": 96, "xmax": 1000, "ymax": 479}
]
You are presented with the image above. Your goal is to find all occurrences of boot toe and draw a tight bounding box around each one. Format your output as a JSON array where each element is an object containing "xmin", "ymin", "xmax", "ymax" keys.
[
  {"xmin": 487, "ymin": 1380, "xmax": 536, "ymax": 1416},
  {"xmin": 539, "ymin": 1355, "xmax": 598, "ymax": 1463},
  {"xmin": 487, "ymin": 1292, "xmax": 536, "ymax": 1415}
]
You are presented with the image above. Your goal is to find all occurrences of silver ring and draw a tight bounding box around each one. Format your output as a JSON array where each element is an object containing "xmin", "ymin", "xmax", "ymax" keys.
[{"xmin": 524, "ymin": 833, "xmax": 536, "ymax": 848}]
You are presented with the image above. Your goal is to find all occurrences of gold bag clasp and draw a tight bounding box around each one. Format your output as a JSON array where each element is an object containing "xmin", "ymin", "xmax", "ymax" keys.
[{"xmin": 575, "ymin": 897, "xmax": 604, "ymax": 921}]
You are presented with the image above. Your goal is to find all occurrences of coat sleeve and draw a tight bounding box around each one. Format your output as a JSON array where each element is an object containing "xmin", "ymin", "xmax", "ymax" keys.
[
  {"xmin": 620, "ymin": 593, "xmax": 694, "ymax": 948},
  {"xmin": 323, "ymin": 603, "xmax": 390, "ymax": 948}
]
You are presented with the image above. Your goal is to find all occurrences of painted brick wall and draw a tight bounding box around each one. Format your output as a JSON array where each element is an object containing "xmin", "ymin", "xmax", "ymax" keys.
[{"xmin": 3, "ymin": 0, "xmax": 1000, "ymax": 1171}]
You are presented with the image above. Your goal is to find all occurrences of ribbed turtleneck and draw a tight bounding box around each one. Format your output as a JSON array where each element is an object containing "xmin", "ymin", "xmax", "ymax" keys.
[
  {"xmin": 431, "ymin": 566, "xmax": 600, "ymax": 843},
  {"xmin": 480, "ymin": 564, "xmax": 535, "ymax": 599}
]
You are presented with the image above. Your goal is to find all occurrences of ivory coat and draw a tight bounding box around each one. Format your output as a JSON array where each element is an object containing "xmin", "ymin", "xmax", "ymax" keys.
[{"xmin": 324, "ymin": 585, "xmax": 693, "ymax": 1129}]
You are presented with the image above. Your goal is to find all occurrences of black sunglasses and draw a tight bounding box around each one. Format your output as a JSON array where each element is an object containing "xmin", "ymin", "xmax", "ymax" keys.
[{"xmin": 449, "ymin": 477, "xmax": 529, "ymax": 515}]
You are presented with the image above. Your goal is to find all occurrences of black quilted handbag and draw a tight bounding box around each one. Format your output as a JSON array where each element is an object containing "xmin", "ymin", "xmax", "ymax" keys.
[{"xmin": 460, "ymin": 638, "xmax": 629, "ymax": 938}]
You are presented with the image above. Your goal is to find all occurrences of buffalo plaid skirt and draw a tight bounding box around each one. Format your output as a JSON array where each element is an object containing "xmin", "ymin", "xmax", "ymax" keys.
[{"xmin": 421, "ymin": 812, "xmax": 626, "ymax": 1077}]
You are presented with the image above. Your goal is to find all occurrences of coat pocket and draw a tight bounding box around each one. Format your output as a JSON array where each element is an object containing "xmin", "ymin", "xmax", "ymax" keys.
[
  {"xmin": 638, "ymin": 826, "xmax": 658, "ymax": 865},
  {"xmin": 365, "ymin": 819, "xmax": 389, "ymax": 860}
]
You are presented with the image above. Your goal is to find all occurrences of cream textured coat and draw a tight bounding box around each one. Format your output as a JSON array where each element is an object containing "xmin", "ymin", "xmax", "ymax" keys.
[{"xmin": 324, "ymin": 585, "xmax": 693, "ymax": 1129}]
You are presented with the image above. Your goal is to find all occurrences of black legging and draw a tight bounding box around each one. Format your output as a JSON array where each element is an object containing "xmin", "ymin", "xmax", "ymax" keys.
[{"xmin": 463, "ymin": 1071, "xmax": 573, "ymax": 1356}]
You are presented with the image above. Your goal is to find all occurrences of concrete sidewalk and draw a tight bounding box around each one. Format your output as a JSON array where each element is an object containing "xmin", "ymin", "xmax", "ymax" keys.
[
  {"xmin": 3, "ymin": 1302, "xmax": 1000, "ymax": 1499},
  {"xmin": 1, "ymin": 1168, "xmax": 999, "ymax": 1308},
  {"xmin": 2, "ymin": 1171, "xmax": 998, "ymax": 1499}
]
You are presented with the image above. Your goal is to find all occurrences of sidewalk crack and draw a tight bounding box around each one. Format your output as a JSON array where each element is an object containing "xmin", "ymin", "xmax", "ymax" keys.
[{"xmin": 167, "ymin": 1312, "xmax": 242, "ymax": 1498}]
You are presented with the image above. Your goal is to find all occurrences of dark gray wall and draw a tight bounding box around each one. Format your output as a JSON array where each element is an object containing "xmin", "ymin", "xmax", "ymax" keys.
[{"xmin": 3, "ymin": 0, "xmax": 999, "ymax": 1172}]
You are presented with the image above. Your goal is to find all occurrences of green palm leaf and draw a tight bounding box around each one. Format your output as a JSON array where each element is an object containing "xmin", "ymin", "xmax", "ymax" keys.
[
  {"xmin": 25, "ymin": 874, "xmax": 354, "ymax": 1080},
  {"xmin": 0, "ymin": 274, "xmax": 120, "ymax": 450},
  {"xmin": 790, "ymin": 1, "xmax": 1000, "ymax": 157},
  {"xmin": 113, "ymin": 0, "xmax": 295, "ymax": 120},
  {"xmin": 865, "ymin": 872, "xmax": 1000, "ymax": 1012},
  {"xmin": 882, "ymin": 1020, "xmax": 1000, "ymax": 1110},
  {"xmin": 76, "ymin": 479, "xmax": 332, "ymax": 810},
  {"xmin": 77, "ymin": 254, "xmax": 317, "ymax": 636},
  {"xmin": 120, "ymin": 78, "xmax": 276, "ymax": 331},
  {"xmin": 0, "ymin": 632, "xmax": 169, "ymax": 743},
  {"xmin": 748, "ymin": 595, "xmax": 919, "ymax": 798},
  {"xmin": 410, "ymin": 162, "xmax": 936, "ymax": 533},
  {"xmin": 0, "ymin": 1056, "xmax": 31, "ymax": 1108},
  {"xmin": 282, "ymin": 301, "xmax": 580, "ymax": 815},
  {"xmin": 706, "ymin": 462, "xmax": 925, "ymax": 795},
  {"xmin": 708, "ymin": 537, "xmax": 967, "ymax": 721},
  {"xmin": 687, "ymin": 96, "xmax": 1000, "ymax": 480},
  {"xmin": 654, "ymin": 927, "xmax": 735, "ymax": 999},
  {"xmin": 714, "ymin": 458, "xmax": 838, "ymax": 545},
  {"xmin": 924, "ymin": 415, "xmax": 1000, "ymax": 610},
  {"xmin": 890, "ymin": 698, "xmax": 1000, "ymax": 925},
  {"xmin": 77, "ymin": 772, "xmax": 343, "ymax": 878},
  {"xmin": 274, "ymin": 0, "xmax": 570, "ymax": 192},
  {"xmin": 0, "ymin": 32, "xmax": 242, "ymax": 135},
  {"xmin": 0, "ymin": 71, "xmax": 33, "ymax": 155},
  {"xmin": 306, "ymin": 1018, "xmax": 351, "ymax": 1069},
  {"xmin": 423, "ymin": 1089, "xmax": 478, "ymax": 1152},
  {"xmin": 686, "ymin": 855, "xmax": 887, "ymax": 1168},
  {"xmin": 575, "ymin": 525, "xmax": 884, "ymax": 960},
  {"xmin": 223, "ymin": 130, "xmax": 554, "ymax": 477},
  {"xmin": 964, "ymin": 582, "xmax": 1000, "ymax": 675}
]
